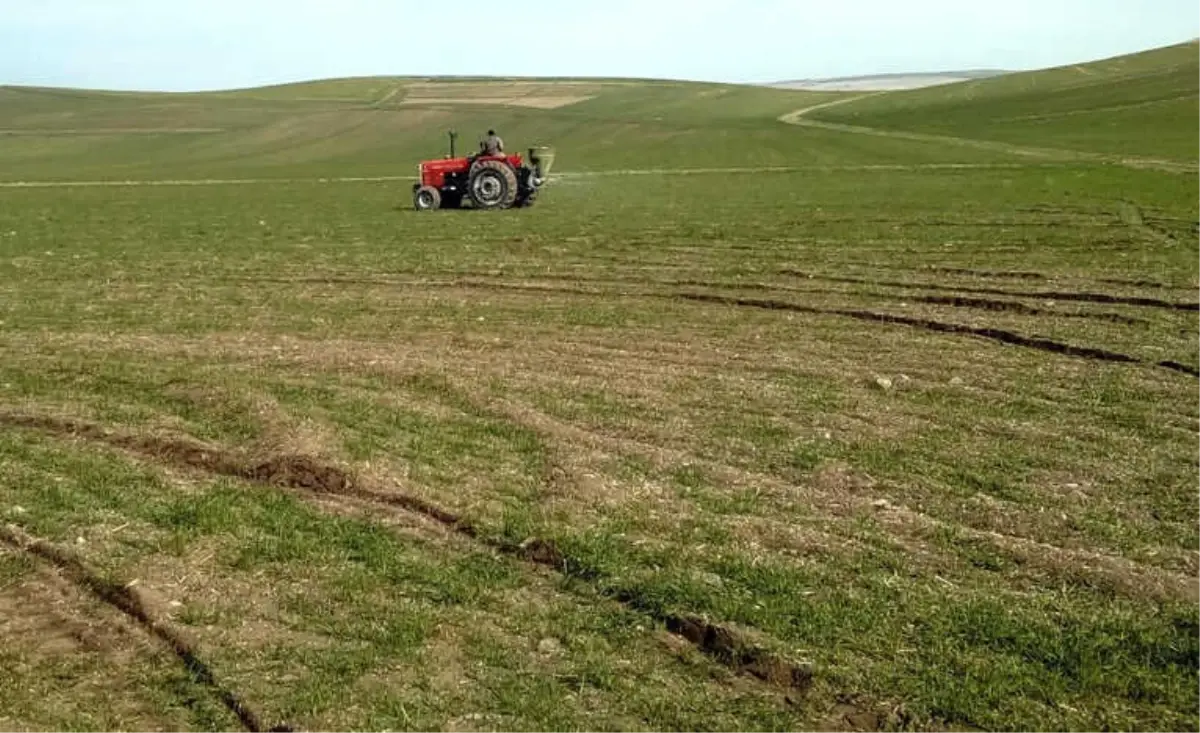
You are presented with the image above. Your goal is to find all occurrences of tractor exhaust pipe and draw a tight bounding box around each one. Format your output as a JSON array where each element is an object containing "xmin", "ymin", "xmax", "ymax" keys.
[{"xmin": 448, "ymin": 130, "xmax": 457, "ymax": 158}]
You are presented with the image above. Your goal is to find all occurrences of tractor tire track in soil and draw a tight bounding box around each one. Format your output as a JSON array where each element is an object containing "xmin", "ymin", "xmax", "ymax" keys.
[
  {"xmin": 241, "ymin": 273, "xmax": 1150, "ymax": 326},
  {"xmin": 909, "ymin": 267, "xmax": 1193, "ymax": 292},
  {"xmin": 241, "ymin": 273, "xmax": 1183, "ymax": 372},
  {"xmin": 1096, "ymin": 276, "xmax": 1198, "ymax": 290},
  {"xmin": 893, "ymin": 266, "xmax": 1194, "ymax": 291},
  {"xmin": 0, "ymin": 523, "xmax": 288, "ymax": 733},
  {"xmin": 1157, "ymin": 360, "xmax": 1200, "ymax": 377},
  {"xmin": 338, "ymin": 275, "xmax": 1180, "ymax": 374},
  {"xmin": 778, "ymin": 269, "xmax": 1200, "ymax": 311},
  {"xmin": 909, "ymin": 295, "xmax": 1146, "ymax": 324},
  {"xmin": 676, "ymin": 293, "xmax": 1197, "ymax": 377},
  {"xmin": 0, "ymin": 411, "xmax": 813, "ymax": 696},
  {"xmin": 448, "ymin": 390, "xmax": 1200, "ymax": 603},
  {"xmin": 916, "ymin": 266, "xmax": 1048, "ymax": 281}
]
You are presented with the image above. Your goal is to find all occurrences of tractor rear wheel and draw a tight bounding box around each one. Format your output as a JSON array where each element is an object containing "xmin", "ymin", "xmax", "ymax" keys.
[
  {"xmin": 468, "ymin": 160, "xmax": 518, "ymax": 210},
  {"xmin": 414, "ymin": 185, "xmax": 441, "ymax": 211}
]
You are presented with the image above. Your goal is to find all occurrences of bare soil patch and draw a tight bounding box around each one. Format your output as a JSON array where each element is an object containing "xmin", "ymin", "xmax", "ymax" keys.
[
  {"xmin": 396, "ymin": 81, "xmax": 598, "ymax": 109},
  {"xmin": 0, "ymin": 558, "xmax": 138, "ymax": 659},
  {"xmin": 396, "ymin": 96, "xmax": 594, "ymax": 109}
]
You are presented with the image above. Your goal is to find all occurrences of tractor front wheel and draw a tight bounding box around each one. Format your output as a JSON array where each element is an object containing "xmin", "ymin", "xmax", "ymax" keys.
[
  {"xmin": 414, "ymin": 185, "xmax": 441, "ymax": 211},
  {"xmin": 468, "ymin": 160, "xmax": 518, "ymax": 210}
]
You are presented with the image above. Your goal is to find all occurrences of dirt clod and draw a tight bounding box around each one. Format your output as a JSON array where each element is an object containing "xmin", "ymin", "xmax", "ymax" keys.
[
  {"xmin": 519, "ymin": 538, "xmax": 566, "ymax": 567},
  {"xmin": 537, "ymin": 637, "xmax": 564, "ymax": 655},
  {"xmin": 246, "ymin": 455, "xmax": 353, "ymax": 493},
  {"xmin": 665, "ymin": 614, "xmax": 812, "ymax": 691}
]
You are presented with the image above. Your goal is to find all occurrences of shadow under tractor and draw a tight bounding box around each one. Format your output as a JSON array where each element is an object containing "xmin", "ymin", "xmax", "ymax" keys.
[{"xmin": 413, "ymin": 131, "xmax": 555, "ymax": 211}]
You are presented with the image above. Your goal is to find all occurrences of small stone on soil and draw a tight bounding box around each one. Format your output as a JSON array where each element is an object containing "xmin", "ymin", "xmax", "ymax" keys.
[{"xmin": 537, "ymin": 637, "xmax": 563, "ymax": 655}]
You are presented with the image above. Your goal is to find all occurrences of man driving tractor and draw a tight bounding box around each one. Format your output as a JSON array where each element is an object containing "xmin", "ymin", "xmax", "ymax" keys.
[{"xmin": 480, "ymin": 129, "xmax": 504, "ymax": 155}]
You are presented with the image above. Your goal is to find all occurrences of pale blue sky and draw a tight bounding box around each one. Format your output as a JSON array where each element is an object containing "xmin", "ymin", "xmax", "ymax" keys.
[{"xmin": 2, "ymin": 0, "xmax": 1197, "ymax": 91}]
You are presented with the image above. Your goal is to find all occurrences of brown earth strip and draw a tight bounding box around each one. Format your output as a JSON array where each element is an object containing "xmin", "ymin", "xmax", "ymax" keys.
[
  {"xmin": 921, "ymin": 266, "xmax": 1047, "ymax": 281},
  {"xmin": 0, "ymin": 411, "xmax": 812, "ymax": 695},
  {"xmin": 0, "ymin": 524, "xmax": 287, "ymax": 733}
]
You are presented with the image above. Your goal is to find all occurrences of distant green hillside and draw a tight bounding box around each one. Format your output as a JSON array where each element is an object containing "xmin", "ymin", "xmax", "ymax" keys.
[
  {"xmin": 0, "ymin": 78, "xmax": 1028, "ymax": 181},
  {"xmin": 0, "ymin": 42, "xmax": 1196, "ymax": 181},
  {"xmin": 809, "ymin": 41, "xmax": 1199, "ymax": 162}
]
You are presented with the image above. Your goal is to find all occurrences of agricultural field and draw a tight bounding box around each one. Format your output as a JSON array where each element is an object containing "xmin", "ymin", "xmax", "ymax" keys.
[{"xmin": 0, "ymin": 41, "xmax": 1197, "ymax": 732}]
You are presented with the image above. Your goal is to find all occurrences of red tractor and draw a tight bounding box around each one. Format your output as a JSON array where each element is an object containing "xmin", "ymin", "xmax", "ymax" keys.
[{"xmin": 413, "ymin": 131, "xmax": 555, "ymax": 211}]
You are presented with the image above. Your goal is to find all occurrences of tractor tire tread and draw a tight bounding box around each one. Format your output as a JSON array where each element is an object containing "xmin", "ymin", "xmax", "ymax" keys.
[
  {"xmin": 468, "ymin": 159, "xmax": 519, "ymax": 210},
  {"xmin": 414, "ymin": 185, "xmax": 441, "ymax": 211}
]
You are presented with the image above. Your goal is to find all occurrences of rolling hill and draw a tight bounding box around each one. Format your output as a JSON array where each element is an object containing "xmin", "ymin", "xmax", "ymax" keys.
[
  {"xmin": 0, "ymin": 78, "xmax": 1010, "ymax": 181},
  {"xmin": 1, "ymin": 41, "xmax": 1195, "ymax": 182},
  {"xmin": 806, "ymin": 41, "xmax": 1199, "ymax": 161}
]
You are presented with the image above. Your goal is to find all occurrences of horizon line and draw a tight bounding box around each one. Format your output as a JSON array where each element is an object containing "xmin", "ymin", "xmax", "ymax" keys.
[{"xmin": 2, "ymin": 38, "xmax": 1194, "ymax": 96}]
